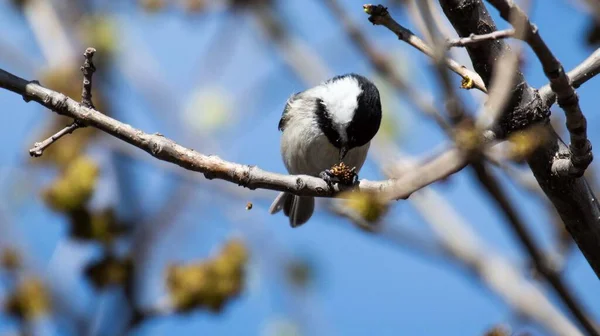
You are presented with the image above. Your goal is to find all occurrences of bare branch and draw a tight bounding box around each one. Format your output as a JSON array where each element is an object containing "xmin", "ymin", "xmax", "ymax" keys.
[
  {"xmin": 0, "ymin": 67, "xmax": 467, "ymax": 201},
  {"xmin": 28, "ymin": 122, "xmax": 80, "ymax": 157},
  {"xmin": 439, "ymin": 0, "xmax": 600, "ymax": 284},
  {"xmin": 540, "ymin": 48, "xmax": 600, "ymax": 106},
  {"xmin": 486, "ymin": 0, "xmax": 593, "ymax": 177},
  {"xmin": 80, "ymin": 47, "xmax": 96, "ymax": 109},
  {"xmin": 363, "ymin": 4, "xmax": 488, "ymax": 93},
  {"xmin": 415, "ymin": 0, "xmax": 467, "ymax": 125},
  {"xmin": 446, "ymin": 29, "xmax": 515, "ymax": 48},
  {"xmin": 411, "ymin": 6, "xmax": 598, "ymax": 330},
  {"xmin": 28, "ymin": 48, "xmax": 97, "ymax": 157},
  {"xmin": 251, "ymin": 4, "xmax": 329, "ymax": 86}
]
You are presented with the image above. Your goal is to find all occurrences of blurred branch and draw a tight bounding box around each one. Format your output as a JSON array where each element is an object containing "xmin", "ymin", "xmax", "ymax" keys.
[
  {"xmin": 414, "ymin": 0, "xmax": 466, "ymax": 124},
  {"xmin": 0, "ymin": 66, "xmax": 467, "ymax": 200},
  {"xmin": 486, "ymin": 0, "xmax": 593, "ymax": 177},
  {"xmin": 472, "ymin": 162, "xmax": 599, "ymax": 336},
  {"xmin": 332, "ymin": 206, "xmax": 448, "ymax": 263},
  {"xmin": 581, "ymin": 0, "xmax": 600, "ymax": 21},
  {"xmin": 28, "ymin": 48, "xmax": 96, "ymax": 157},
  {"xmin": 539, "ymin": 48, "xmax": 600, "ymax": 106},
  {"xmin": 251, "ymin": 3, "xmax": 329, "ymax": 86},
  {"xmin": 0, "ymin": 37, "xmax": 36, "ymax": 74},
  {"xmin": 22, "ymin": 0, "xmax": 77, "ymax": 67},
  {"xmin": 342, "ymin": 149, "xmax": 585, "ymax": 336},
  {"xmin": 410, "ymin": 187, "xmax": 583, "ymax": 336},
  {"xmin": 363, "ymin": 4, "xmax": 488, "ymax": 93}
]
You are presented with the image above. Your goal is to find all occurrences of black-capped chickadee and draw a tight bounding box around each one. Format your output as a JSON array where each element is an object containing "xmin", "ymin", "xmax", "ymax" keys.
[{"xmin": 269, "ymin": 73, "xmax": 382, "ymax": 227}]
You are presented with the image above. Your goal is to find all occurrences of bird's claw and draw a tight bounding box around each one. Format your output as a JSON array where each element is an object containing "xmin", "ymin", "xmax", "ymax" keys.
[
  {"xmin": 319, "ymin": 166, "xmax": 359, "ymax": 189},
  {"xmin": 349, "ymin": 167, "xmax": 359, "ymax": 186},
  {"xmin": 319, "ymin": 169, "xmax": 336, "ymax": 190}
]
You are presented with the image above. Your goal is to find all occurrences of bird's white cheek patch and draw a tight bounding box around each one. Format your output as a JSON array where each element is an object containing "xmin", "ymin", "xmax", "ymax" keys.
[{"xmin": 313, "ymin": 76, "xmax": 363, "ymax": 143}]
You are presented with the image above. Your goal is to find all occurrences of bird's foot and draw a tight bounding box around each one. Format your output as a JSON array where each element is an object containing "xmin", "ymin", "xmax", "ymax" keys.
[
  {"xmin": 319, "ymin": 169, "xmax": 336, "ymax": 190},
  {"xmin": 319, "ymin": 163, "xmax": 359, "ymax": 189}
]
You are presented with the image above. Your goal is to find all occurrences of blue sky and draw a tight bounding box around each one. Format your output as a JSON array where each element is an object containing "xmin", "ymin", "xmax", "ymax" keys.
[{"xmin": 0, "ymin": 0, "xmax": 599, "ymax": 335}]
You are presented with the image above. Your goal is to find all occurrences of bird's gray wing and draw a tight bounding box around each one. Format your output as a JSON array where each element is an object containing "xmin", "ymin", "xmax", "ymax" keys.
[{"xmin": 278, "ymin": 92, "xmax": 301, "ymax": 131}]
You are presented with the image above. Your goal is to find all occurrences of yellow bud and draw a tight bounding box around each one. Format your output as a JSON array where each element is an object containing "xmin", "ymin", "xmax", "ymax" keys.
[
  {"xmin": 453, "ymin": 121, "xmax": 482, "ymax": 153},
  {"xmin": 182, "ymin": 0, "xmax": 207, "ymax": 12},
  {"xmin": 139, "ymin": 0, "xmax": 166, "ymax": 12},
  {"xmin": 85, "ymin": 256, "xmax": 132, "ymax": 289},
  {"xmin": 6, "ymin": 278, "xmax": 50, "ymax": 320},
  {"xmin": 484, "ymin": 325, "xmax": 510, "ymax": 336},
  {"xmin": 339, "ymin": 191, "xmax": 388, "ymax": 225},
  {"xmin": 507, "ymin": 125, "xmax": 549, "ymax": 161},
  {"xmin": 1, "ymin": 248, "xmax": 21, "ymax": 271},
  {"xmin": 221, "ymin": 239, "xmax": 249, "ymax": 265},
  {"xmin": 461, "ymin": 76, "xmax": 474, "ymax": 90},
  {"xmin": 166, "ymin": 239, "xmax": 248, "ymax": 312},
  {"xmin": 43, "ymin": 156, "xmax": 99, "ymax": 212}
]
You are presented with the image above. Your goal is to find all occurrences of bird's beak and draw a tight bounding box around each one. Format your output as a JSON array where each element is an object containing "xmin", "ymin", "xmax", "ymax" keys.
[{"xmin": 339, "ymin": 146, "xmax": 349, "ymax": 161}]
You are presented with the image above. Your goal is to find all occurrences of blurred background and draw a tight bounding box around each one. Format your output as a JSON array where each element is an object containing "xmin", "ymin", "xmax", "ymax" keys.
[{"xmin": 0, "ymin": 0, "xmax": 599, "ymax": 335}]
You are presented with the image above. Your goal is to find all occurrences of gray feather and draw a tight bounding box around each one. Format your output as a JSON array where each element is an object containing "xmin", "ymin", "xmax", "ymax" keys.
[
  {"xmin": 278, "ymin": 92, "xmax": 301, "ymax": 131},
  {"xmin": 269, "ymin": 192, "xmax": 314, "ymax": 228}
]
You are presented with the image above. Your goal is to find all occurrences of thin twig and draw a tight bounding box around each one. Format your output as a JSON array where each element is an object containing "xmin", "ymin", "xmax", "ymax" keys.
[
  {"xmin": 363, "ymin": 4, "xmax": 488, "ymax": 93},
  {"xmin": 80, "ymin": 47, "xmax": 96, "ymax": 109},
  {"xmin": 486, "ymin": 0, "xmax": 593, "ymax": 177},
  {"xmin": 28, "ymin": 122, "xmax": 80, "ymax": 157},
  {"xmin": 414, "ymin": 0, "xmax": 466, "ymax": 124},
  {"xmin": 446, "ymin": 29, "xmax": 515, "ymax": 48},
  {"xmin": 28, "ymin": 48, "xmax": 97, "ymax": 157},
  {"xmin": 251, "ymin": 3, "xmax": 328, "ymax": 86},
  {"xmin": 0, "ymin": 67, "xmax": 467, "ymax": 200},
  {"xmin": 474, "ymin": 0, "xmax": 530, "ymax": 136},
  {"xmin": 539, "ymin": 48, "xmax": 600, "ymax": 106}
]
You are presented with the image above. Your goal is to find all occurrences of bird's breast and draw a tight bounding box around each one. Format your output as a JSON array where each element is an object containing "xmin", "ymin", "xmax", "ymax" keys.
[{"xmin": 280, "ymin": 120, "xmax": 370, "ymax": 176}]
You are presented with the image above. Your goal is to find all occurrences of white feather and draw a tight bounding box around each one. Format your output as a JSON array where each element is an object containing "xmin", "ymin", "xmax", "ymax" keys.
[
  {"xmin": 308, "ymin": 76, "xmax": 363, "ymax": 142},
  {"xmin": 280, "ymin": 105, "xmax": 370, "ymax": 176}
]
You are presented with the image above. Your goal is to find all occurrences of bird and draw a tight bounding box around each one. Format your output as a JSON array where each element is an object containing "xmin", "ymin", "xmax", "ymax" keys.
[{"xmin": 269, "ymin": 73, "xmax": 382, "ymax": 227}]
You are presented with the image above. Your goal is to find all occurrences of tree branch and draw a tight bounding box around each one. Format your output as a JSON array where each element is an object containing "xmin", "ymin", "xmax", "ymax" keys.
[
  {"xmin": 540, "ymin": 48, "xmax": 600, "ymax": 107},
  {"xmin": 486, "ymin": 0, "xmax": 593, "ymax": 177},
  {"xmin": 446, "ymin": 29, "xmax": 515, "ymax": 48},
  {"xmin": 438, "ymin": 0, "xmax": 600, "ymax": 282},
  {"xmin": 80, "ymin": 47, "xmax": 96, "ymax": 109},
  {"xmin": 0, "ymin": 67, "xmax": 467, "ymax": 201},
  {"xmin": 28, "ymin": 47, "xmax": 96, "ymax": 157},
  {"xmin": 28, "ymin": 122, "xmax": 80, "ymax": 157},
  {"xmin": 363, "ymin": 4, "xmax": 488, "ymax": 93}
]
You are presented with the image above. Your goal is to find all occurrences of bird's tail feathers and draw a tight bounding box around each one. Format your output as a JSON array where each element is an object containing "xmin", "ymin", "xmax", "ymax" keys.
[{"xmin": 269, "ymin": 192, "xmax": 314, "ymax": 228}]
